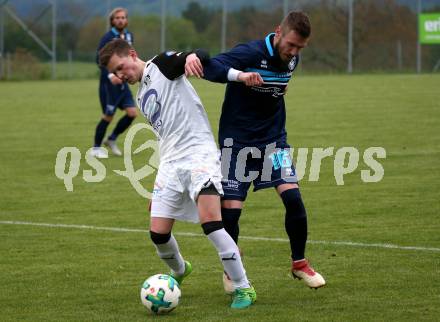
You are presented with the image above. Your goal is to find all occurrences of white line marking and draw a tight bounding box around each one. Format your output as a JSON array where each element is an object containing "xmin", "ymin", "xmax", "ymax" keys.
[{"xmin": 1, "ymin": 220, "xmax": 440, "ymax": 253}]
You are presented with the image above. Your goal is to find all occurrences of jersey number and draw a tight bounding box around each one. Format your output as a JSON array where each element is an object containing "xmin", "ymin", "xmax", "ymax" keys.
[{"xmin": 269, "ymin": 150, "xmax": 292, "ymax": 170}]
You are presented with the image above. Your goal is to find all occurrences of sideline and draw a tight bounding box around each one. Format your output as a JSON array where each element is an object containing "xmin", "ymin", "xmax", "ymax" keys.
[{"xmin": 1, "ymin": 220, "xmax": 439, "ymax": 253}]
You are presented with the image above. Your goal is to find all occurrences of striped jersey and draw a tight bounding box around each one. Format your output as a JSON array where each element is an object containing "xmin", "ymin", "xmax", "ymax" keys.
[{"xmin": 203, "ymin": 33, "xmax": 299, "ymax": 147}]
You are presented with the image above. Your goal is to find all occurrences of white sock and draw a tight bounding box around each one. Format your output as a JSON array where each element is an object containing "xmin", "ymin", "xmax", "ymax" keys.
[
  {"xmin": 153, "ymin": 234, "xmax": 186, "ymax": 276},
  {"xmin": 207, "ymin": 228, "xmax": 250, "ymax": 289}
]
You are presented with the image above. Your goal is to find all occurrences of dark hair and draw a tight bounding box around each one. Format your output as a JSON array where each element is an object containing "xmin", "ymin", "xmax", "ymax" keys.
[
  {"xmin": 280, "ymin": 11, "xmax": 311, "ymax": 38},
  {"xmin": 99, "ymin": 39, "xmax": 132, "ymax": 68}
]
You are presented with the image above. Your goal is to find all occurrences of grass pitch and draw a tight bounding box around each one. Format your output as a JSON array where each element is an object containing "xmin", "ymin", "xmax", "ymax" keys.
[{"xmin": 0, "ymin": 74, "xmax": 439, "ymax": 321}]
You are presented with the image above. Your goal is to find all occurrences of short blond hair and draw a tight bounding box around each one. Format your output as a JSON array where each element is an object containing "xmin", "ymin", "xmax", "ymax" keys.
[{"xmin": 109, "ymin": 7, "xmax": 128, "ymax": 27}]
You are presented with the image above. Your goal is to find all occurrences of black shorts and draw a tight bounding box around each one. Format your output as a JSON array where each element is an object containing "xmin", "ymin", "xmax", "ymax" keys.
[{"xmin": 220, "ymin": 141, "xmax": 298, "ymax": 201}]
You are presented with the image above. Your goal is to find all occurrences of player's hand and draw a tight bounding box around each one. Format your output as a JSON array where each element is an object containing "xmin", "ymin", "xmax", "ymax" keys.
[
  {"xmin": 237, "ymin": 72, "xmax": 263, "ymax": 86},
  {"xmin": 185, "ymin": 53, "xmax": 204, "ymax": 78},
  {"xmin": 110, "ymin": 75, "xmax": 123, "ymax": 85}
]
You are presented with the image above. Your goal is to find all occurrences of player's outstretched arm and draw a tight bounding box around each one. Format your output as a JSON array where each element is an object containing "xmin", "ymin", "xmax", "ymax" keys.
[
  {"xmin": 185, "ymin": 53, "xmax": 204, "ymax": 78},
  {"xmin": 225, "ymin": 68, "xmax": 263, "ymax": 86},
  {"xmin": 201, "ymin": 43, "xmax": 256, "ymax": 83},
  {"xmin": 236, "ymin": 71, "xmax": 263, "ymax": 87},
  {"xmin": 152, "ymin": 49, "xmax": 209, "ymax": 80}
]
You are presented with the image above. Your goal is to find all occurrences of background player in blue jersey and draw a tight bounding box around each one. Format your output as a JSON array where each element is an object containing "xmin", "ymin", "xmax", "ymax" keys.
[
  {"xmin": 185, "ymin": 11, "xmax": 326, "ymax": 291},
  {"xmin": 90, "ymin": 7, "xmax": 138, "ymax": 158}
]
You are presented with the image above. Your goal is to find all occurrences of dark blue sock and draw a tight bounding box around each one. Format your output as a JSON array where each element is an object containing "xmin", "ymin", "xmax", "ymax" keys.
[
  {"xmin": 108, "ymin": 115, "xmax": 134, "ymax": 141},
  {"xmin": 221, "ymin": 208, "xmax": 242, "ymax": 244},
  {"xmin": 94, "ymin": 119, "xmax": 110, "ymax": 147},
  {"xmin": 281, "ymin": 189, "xmax": 308, "ymax": 261}
]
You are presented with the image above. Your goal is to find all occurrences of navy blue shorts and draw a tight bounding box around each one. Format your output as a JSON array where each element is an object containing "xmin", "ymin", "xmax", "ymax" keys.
[
  {"xmin": 220, "ymin": 141, "xmax": 298, "ymax": 201},
  {"xmin": 99, "ymin": 82, "xmax": 135, "ymax": 116}
]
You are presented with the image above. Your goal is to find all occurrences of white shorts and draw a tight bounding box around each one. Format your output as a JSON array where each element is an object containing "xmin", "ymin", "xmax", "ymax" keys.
[{"xmin": 150, "ymin": 150, "xmax": 224, "ymax": 223}]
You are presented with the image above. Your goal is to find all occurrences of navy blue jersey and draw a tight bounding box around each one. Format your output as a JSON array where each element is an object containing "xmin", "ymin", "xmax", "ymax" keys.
[
  {"xmin": 97, "ymin": 27, "xmax": 134, "ymax": 89},
  {"xmin": 203, "ymin": 33, "xmax": 299, "ymax": 148}
]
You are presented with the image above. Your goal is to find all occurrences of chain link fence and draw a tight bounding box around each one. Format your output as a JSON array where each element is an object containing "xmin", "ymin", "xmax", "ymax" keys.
[{"xmin": 0, "ymin": 0, "xmax": 439, "ymax": 80}]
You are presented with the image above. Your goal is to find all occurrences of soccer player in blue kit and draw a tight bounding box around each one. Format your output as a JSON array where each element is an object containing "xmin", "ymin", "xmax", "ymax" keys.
[
  {"xmin": 185, "ymin": 11, "xmax": 326, "ymax": 292},
  {"xmin": 90, "ymin": 8, "xmax": 138, "ymax": 158}
]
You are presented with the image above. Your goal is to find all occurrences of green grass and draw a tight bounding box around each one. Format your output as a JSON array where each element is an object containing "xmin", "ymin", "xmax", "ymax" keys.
[
  {"xmin": 0, "ymin": 74, "xmax": 439, "ymax": 321},
  {"xmin": 49, "ymin": 62, "xmax": 99, "ymax": 80}
]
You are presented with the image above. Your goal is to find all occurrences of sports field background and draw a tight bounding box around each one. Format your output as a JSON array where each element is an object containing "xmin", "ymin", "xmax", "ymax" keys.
[{"xmin": 0, "ymin": 74, "xmax": 439, "ymax": 321}]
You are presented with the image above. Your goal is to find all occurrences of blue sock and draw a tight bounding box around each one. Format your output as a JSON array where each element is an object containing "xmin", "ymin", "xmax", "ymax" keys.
[
  {"xmin": 108, "ymin": 115, "xmax": 134, "ymax": 141},
  {"xmin": 221, "ymin": 208, "xmax": 242, "ymax": 244},
  {"xmin": 281, "ymin": 189, "xmax": 308, "ymax": 261},
  {"xmin": 94, "ymin": 119, "xmax": 110, "ymax": 147}
]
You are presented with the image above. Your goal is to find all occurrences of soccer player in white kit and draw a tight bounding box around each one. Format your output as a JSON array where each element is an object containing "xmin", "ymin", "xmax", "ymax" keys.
[{"xmin": 98, "ymin": 39, "xmax": 260, "ymax": 309}]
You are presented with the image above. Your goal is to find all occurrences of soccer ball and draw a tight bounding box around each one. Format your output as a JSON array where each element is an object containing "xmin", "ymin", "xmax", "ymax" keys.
[{"xmin": 140, "ymin": 274, "xmax": 181, "ymax": 314}]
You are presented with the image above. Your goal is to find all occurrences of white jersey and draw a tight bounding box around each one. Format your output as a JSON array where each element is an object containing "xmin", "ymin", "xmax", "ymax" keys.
[{"xmin": 136, "ymin": 51, "xmax": 217, "ymax": 162}]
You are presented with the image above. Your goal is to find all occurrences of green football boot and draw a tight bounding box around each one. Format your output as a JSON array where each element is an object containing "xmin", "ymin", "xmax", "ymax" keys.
[
  {"xmin": 170, "ymin": 261, "xmax": 192, "ymax": 286},
  {"xmin": 230, "ymin": 286, "xmax": 256, "ymax": 309}
]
